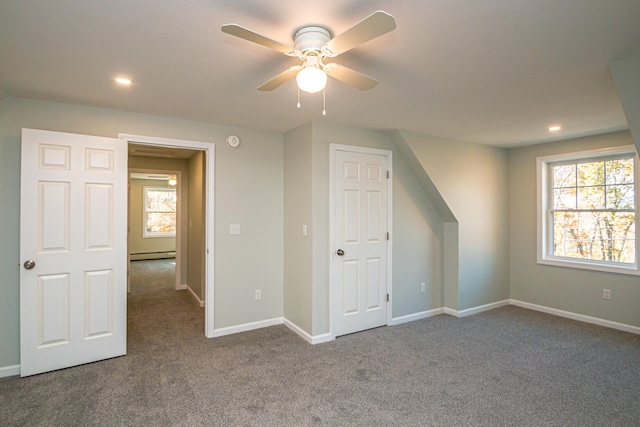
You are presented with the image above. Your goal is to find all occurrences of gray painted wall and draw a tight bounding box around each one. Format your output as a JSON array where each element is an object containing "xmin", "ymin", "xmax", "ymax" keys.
[
  {"xmin": 509, "ymin": 130, "xmax": 640, "ymax": 327},
  {"xmin": 187, "ymin": 151, "xmax": 205, "ymax": 300},
  {"xmin": 0, "ymin": 117, "xmax": 20, "ymax": 367},
  {"xmin": 283, "ymin": 123, "xmax": 314, "ymax": 333},
  {"xmin": 0, "ymin": 97, "xmax": 284, "ymax": 368},
  {"xmin": 212, "ymin": 122, "xmax": 284, "ymax": 329},
  {"xmin": 397, "ymin": 130, "xmax": 510, "ymax": 311}
]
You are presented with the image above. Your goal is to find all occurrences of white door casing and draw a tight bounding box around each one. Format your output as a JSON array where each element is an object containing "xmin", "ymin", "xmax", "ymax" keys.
[
  {"xmin": 119, "ymin": 134, "xmax": 215, "ymax": 338},
  {"xmin": 332, "ymin": 145, "xmax": 392, "ymax": 337},
  {"xmin": 20, "ymin": 129, "xmax": 128, "ymax": 376}
]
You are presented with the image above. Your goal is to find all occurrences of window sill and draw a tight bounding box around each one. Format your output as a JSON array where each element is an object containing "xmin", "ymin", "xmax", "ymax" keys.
[{"xmin": 538, "ymin": 256, "xmax": 640, "ymax": 276}]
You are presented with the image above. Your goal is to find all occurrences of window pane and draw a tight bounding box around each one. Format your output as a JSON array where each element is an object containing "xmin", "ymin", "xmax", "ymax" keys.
[
  {"xmin": 577, "ymin": 186, "xmax": 604, "ymax": 209},
  {"xmin": 553, "ymin": 211, "xmax": 635, "ymax": 263},
  {"xmin": 606, "ymin": 184, "xmax": 634, "ymax": 209},
  {"xmin": 146, "ymin": 190, "xmax": 176, "ymax": 212},
  {"xmin": 553, "ymin": 164, "xmax": 575, "ymax": 188},
  {"xmin": 605, "ymin": 158, "xmax": 634, "ymax": 185},
  {"xmin": 577, "ymin": 161, "xmax": 604, "ymax": 186},
  {"xmin": 146, "ymin": 212, "xmax": 176, "ymax": 234},
  {"xmin": 553, "ymin": 188, "xmax": 576, "ymax": 209}
]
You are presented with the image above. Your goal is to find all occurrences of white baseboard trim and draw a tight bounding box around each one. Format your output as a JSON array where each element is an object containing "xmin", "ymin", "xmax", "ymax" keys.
[
  {"xmin": 212, "ymin": 317, "xmax": 284, "ymax": 338},
  {"xmin": 176, "ymin": 284, "xmax": 187, "ymax": 291},
  {"xmin": 510, "ymin": 299, "xmax": 640, "ymax": 335},
  {"xmin": 186, "ymin": 285, "xmax": 205, "ymax": 308},
  {"xmin": 444, "ymin": 299, "xmax": 510, "ymax": 318},
  {"xmin": 310, "ymin": 333, "xmax": 334, "ymax": 345},
  {"xmin": 283, "ymin": 318, "xmax": 335, "ymax": 344},
  {"xmin": 389, "ymin": 307, "xmax": 445, "ymax": 325},
  {"xmin": 0, "ymin": 364, "xmax": 20, "ymax": 378}
]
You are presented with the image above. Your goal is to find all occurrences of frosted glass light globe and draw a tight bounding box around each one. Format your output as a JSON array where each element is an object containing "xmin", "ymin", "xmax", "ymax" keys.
[{"xmin": 296, "ymin": 67, "xmax": 327, "ymax": 93}]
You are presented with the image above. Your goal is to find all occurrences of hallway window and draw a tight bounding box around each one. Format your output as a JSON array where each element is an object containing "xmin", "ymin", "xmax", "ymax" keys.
[{"xmin": 144, "ymin": 187, "xmax": 177, "ymax": 237}]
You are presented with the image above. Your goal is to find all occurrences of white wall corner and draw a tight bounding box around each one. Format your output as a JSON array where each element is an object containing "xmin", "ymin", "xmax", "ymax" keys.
[
  {"xmin": 186, "ymin": 285, "xmax": 205, "ymax": 308},
  {"xmin": 510, "ymin": 299, "xmax": 640, "ymax": 335},
  {"xmin": 444, "ymin": 299, "xmax": 510, "ymax": 317},
  {"xmin": 310, "ymin": 333, "xmax": 335, "ymax": 345},
  {"xmin": 0, "ymin": 364, "xmax": 20, "ymax": 378},
  {"xmin": 283, "ymin": 318, "xmax": 335, "ymax": 344}
]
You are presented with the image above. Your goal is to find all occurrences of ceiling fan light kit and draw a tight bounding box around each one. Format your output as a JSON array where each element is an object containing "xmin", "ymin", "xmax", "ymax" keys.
[
  {"xmin": 221, "ymin": 10, "xmax": 396, "ymax": 113},
  {"xmin": 296, "ymin": 56, "xmax": 327, "ymax": 93}
]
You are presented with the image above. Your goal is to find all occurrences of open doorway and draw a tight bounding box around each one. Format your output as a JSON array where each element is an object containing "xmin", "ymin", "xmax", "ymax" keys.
[
  {"xmin": 128, "ymin": 169, "xmax": 180, "ymax": 296},
  {"xmin": 123, "ymin": 135, "xmax": 215, "ymax": 337}
]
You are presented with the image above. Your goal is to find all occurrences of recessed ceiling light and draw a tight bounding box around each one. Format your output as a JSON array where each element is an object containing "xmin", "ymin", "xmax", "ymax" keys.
[
  {"xmin": 115, "ymin": 77, "xmax": 132, "ymax": 85},
  {"xmin": 548, "ymin": 125, "xmax": 562, "ymax": 132}
]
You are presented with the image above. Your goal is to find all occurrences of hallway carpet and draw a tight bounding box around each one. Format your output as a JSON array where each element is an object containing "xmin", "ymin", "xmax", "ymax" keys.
[
  {"xmin": 1, "ymin": 290, "xmax": 639, "ymax": 426},
  {"xmin": 129, "ymin": 258, "xmax": 176, "ymax": 295}
]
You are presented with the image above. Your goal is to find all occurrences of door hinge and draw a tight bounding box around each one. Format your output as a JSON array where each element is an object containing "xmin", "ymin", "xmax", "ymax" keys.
[
  {"xmin": 386, "ymin": 170, "xmax": 390, "ymax": 179},
  {"xmin": 386, "ymin": 232, "xmax": 389, "ymax": 240},
  {"xmin": 386, "ymin": 294, "xmax": 389, "ymax": 302}
]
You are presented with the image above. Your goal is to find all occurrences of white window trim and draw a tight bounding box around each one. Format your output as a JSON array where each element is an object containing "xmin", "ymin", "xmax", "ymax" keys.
[
  {"xmin": 143, "ymin": 186, "xmax": 177, "ymax": 238},
  {"xmin": 537, "ymin": 144, "xmax": 639, "ymax": 275}
]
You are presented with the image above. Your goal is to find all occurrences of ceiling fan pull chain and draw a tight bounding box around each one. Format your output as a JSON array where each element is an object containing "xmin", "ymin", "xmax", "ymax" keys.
[
  {"xmin": 297, "ymin": 87, "xmax": 301, "ymax": 109},
  {"xmin": 323, "ymin": 88, "xmax": 327, "ymax": 116}
]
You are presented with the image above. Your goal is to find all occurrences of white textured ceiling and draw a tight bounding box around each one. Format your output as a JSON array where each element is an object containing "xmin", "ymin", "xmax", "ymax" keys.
[{"xmin": 1, "ymin": 0, "xmax": 639, "ymax": 147}]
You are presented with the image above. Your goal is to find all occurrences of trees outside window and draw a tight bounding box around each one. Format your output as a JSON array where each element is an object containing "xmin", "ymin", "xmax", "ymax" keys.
[
  {"xmin": 144, "ymin": 187, "xmax": 176, "ymax": 237},
  {"xmin": 538, "ymin": 146, "xmax": 639, "ymax": 275}
]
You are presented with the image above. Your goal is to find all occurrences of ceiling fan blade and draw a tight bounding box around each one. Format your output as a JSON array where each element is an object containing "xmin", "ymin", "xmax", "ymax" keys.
[
  {"xmin": 257, "ymin": 66, "xmax": 302, "ymax": 91},
  {"xmin": 324, "ymin": 64, "xmax": 378, "ymax": 91},
  {"xmin": 222, "ymin": 24, "xmax": 295, "ymax": 55},
  {"xmin": 325, "ymin": 10, "xmax": 396, "ymax": 55}
]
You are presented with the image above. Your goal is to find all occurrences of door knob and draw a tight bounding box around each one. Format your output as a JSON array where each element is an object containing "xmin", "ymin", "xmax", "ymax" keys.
[
  {"xmin": 336, "ymin": 249, "xmax": 344, "ymax": 256},
  {"xmin": 23, "ymin": 260, "xmax": 36, "ymax": 270}
]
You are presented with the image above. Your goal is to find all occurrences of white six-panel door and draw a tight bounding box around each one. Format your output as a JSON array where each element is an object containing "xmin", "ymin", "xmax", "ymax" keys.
[
  {"xmin": 20, "ymin": 129, "xmax": 127, "ymax": 376},
  {"xmin": 333, "ymin": 147, "xmax": 390, "ymax": 337}
]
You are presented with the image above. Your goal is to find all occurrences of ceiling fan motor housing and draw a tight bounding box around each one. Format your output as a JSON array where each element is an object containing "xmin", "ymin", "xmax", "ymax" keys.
[{"xmin": 294, "ymin": 26, "xmax": 331, "ymax": 53}]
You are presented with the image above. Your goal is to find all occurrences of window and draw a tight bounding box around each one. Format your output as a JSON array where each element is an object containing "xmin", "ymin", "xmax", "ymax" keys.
[
  {"xmin": 537, "ymin": 145, "xmax": 639, "ymax": 275},
  {"xmin": 143, "ymin": 187, "xmax": 176, "ymax": 237}
]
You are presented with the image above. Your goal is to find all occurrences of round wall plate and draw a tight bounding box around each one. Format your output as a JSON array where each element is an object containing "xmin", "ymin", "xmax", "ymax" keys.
[{"xmin": 226, "ymin": 135, "xmax": 240, "ymax": 148}]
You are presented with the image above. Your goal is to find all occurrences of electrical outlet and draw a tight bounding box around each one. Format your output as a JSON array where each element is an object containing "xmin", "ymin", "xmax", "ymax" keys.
[
  {"xmin": 230, "ymin": 224, "xmax": 240, "ymax": 235},
  {"xmin": 255, "ymin": 289, "xmax": 261, "ymax": 300},
  {"xmin": 603, "ymin": 288, "xmax": 611, "ymax": 300},
  {"xmin": 302, "ymin": 224, "xmax": 308, "ymax": 236},
  {"xmin": 420, "ymin": 282, "xmax": 426, "ymax": 293}
]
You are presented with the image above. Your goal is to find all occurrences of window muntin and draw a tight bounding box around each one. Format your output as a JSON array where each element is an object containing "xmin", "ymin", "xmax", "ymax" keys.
[
  {"xmin": 538, "ymin": 146, "xmax": 639, "ymax": 274},
  {"xmin": 143, "ymin": 187, "xmax": 176, "ymax": 237}
]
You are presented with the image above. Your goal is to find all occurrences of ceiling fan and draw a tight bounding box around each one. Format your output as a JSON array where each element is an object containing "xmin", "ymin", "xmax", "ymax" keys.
[{"xmin": 221, "ymin": 10, "xmax": 397, "ymax": 94}]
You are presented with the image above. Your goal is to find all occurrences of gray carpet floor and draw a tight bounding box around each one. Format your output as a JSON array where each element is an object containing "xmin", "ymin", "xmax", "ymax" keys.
[
  {"xmin": 129, "ymin": 258, "xmax": 177, "ymax": 295},
  {"xmin": 1, "ymin": 290, "xmax": 639, "ymax": 426}
]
